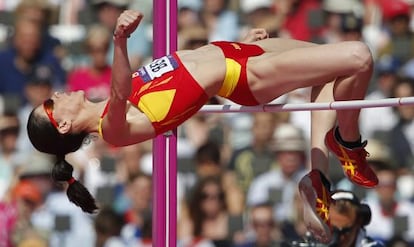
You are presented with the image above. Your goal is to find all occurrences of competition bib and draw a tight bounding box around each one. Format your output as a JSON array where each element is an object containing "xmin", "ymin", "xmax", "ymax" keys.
[{"xmin": 137, "ymin": 54, "xmax": 179, "ymax": 83}]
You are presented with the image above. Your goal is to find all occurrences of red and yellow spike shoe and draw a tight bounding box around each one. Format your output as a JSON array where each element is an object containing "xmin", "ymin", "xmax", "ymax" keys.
[
  {"xmin": 325, "ymin": 127, "xmax": 378, "ymax": 188},
  {"xmin": 299, "ymin": 169, "xmax": 332, "ymax": 244}
]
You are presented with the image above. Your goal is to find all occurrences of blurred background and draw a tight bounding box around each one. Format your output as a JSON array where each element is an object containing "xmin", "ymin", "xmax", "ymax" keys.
[{"xmin": 1, "ymin": 0, "xmax": 414, "ymax": 246}]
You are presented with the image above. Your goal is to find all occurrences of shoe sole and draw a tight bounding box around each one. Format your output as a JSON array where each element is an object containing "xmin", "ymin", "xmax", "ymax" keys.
[{"xmin": 298, "ymin": 175, "xmax": 331, "ymax": 244}]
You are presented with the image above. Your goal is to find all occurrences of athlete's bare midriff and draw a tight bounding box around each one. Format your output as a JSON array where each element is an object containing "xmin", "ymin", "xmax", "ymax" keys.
[{"xmin": 176, "ymin": 44, "xmax": 227, "ymax": 97}]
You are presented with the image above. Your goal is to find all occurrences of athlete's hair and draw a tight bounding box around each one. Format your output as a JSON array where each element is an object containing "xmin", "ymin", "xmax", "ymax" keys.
[{"xmin": 27, "ymin": 108, "xmax": 98, "ymax": 213}]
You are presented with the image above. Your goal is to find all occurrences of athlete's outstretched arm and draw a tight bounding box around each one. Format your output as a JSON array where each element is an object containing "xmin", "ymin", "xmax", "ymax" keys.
[
  {"xmin": 105, "ymin": 10, "xmax": 143, "ymax": 143},
  {"xmin": 111, "ymin": 10, "xmax": 142, "ymax": 100}
]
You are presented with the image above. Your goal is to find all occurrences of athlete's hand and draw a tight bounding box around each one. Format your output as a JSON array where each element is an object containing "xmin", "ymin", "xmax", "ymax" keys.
[
  {"xmin": 241, "ymin": 28, "xmax": 269, "ymax": 43},
  {"xmin": 114, "ymin": 10, "xmax": 143, "ymax": 39}
]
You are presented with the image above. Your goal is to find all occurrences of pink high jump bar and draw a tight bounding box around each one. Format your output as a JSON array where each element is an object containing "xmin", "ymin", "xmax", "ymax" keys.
[
  {"xmin": 200, "ymin": 97, "xmax": 414, "ymax": 113},
  {"xmin": 152, "ymin": 0, "xmax": 177, "ymax": 247}
]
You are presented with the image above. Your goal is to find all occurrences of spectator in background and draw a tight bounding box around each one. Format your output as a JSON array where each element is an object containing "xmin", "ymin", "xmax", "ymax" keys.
[
  {"xmin": 321, "ymin": 0, "xmax": 365, "ymax": 44},
  {"xmin": 0, "ymin": 18, "xmax": 65, "ymax": 104},
  {"xmin": 365, "ymin": 166, "xmax": 414, "ymax": 244},
  {"xmin": 13, "ymin": 0, "xmax": 63, "ymax": 57},
  {"xmin": 329, "ymin": 190, "xmax": 384, "ymax": 247},
  {"xmin": 0, "ymin": 113, "xmax": 21, "ymax": 200},
  {"xmin": 62, "ymin": 134, "xmax": 120, "ymax": 205},
  {"xmin": 386, "ymin": 236, "xmax": 411, "ymax": 247},
  {"xmin": 194, "ymin": 141, "xmax": 225, "ymax": 181},
  {"xmin": 94, "ymin": 207, "xmax": 126, "ymax": 247},
  {"xmin": 66, "ymin": 24, "xmax": 112, "ymax": 101},
  {"xmin": 199, "ymin": 0, "xmax": 240, "ymax": 42},
  {"xmin": 92, "ymin": 0, "xmax": 151, "ymax": 70},
  {"xmin": 0, "ymin": 180, "xmax": 47, "ymax": 247},
  {"xmin": 392, "ymin": 85, "xmax": 414, "ymax": 202},
  {"xmin": 386, "ymin": 78, "xmax": 414, "ymax": 172},
  {"xmin": 234, "ymin": 202, "xmax": 284, "ymax": 247},
  {"xmin": 359, "ymin": 56, "xmax": 400, "ymax": 139},
  {"xmin": 51, "ymin": 0, "xmax": 88, "ymax": 26},
  {"xmin": 362, "ymin": 0, "xmax": 387, "ymax": 59},
  {"xmin": 377, "ymin": 0, "xmax": 414, "ymax": 65},
  {"xmin": 179, "ymin": 176, "xmax": 235, "ymax": 247},
  {"xmin": 17, "ymin": 150, "xmax": 94, "ymax": 247},
  {"xmin": 339, "ymin": 13, "xmax": 364, "ymax": 42},
  {"xmin": 178, "ymin": 141, "xmax": 224, "ymax": 203},
  {"xmin": 178, "ymin": 0, "xmax": 203, "ymax": 31},
  {"xmin": 247, "ymin": 123, "xmax": 308, "ymax": 223},
  {"xmin": 136, "ymin": 208, "xmax": 153, "ymax": 247},
  {"xmin": 178, "ymin": 24, "xmax": 209, "ymax": 50},
  {"xmin": 120, "ymin": 172, "xmax": 152, "ymax": 245},
  {"xmin": 115, "ymin": 143, "xmax": 147, "ymax": 184},
  {"xmin": 279, "ymin": 191, "xmax": 308, "ymax": 243},
  {"xmin": 16, "ymin": 64, "xmax": 54, "ymax": 154},
  {"xmin": 31, "ymin": 181, "xmax": 96, "ymax": 247},
  {"xmin": 239, "ymin": 0, "xmax": 279, "ymax": 39},
  {"xmin": 178, "ymin": 141, "xmax": 244, "ymax": 219},
  {"xmin": 228, "ymin": 112, "xmax": 279, "ymax": 193},
  {"xmin": 275, "ymin": 0, "xmax": 323, "ymax": 42},
  {"xmin": 177, "ymin": 98, "xmax": 230, "ymax": 164},
  {"xmin": 111, "ymin": 143, "xmax": 148, "ymax": 213},
  {"xmin": 16, "ymin": 151, "xmax": 55, "ymax": 203}
]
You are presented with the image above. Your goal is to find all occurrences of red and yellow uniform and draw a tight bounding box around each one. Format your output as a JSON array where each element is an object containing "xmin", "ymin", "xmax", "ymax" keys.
[
  {"xmin": 128, "ymin": 53, "xmax": 208, "ymax": 135},
  {"xmin": 212, "ymin": 41, "xmax": 264, "ymax": 106},
  {"xmin": 99, "ymin": 41, "xmax": 265, "ymax": 136}
]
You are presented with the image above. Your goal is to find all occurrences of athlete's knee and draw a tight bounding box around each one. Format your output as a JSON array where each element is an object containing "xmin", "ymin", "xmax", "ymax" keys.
[{"xmin": 346, "ymin": 41, "xmax": 373, "ymax": 73}]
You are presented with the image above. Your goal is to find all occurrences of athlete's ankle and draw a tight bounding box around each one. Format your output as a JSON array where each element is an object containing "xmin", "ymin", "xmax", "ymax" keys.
[{"xmin": 334, "ymin": 127, "xmax": 362, "ymax": 149}]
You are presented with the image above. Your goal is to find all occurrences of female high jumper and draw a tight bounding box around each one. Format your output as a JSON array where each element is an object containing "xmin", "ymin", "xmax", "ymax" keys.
[{"xmin": 27, "ymin": 10, "xmax": 378, "ymax": 243}]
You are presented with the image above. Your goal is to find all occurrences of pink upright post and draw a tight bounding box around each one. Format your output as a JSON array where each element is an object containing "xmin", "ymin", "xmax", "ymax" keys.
[{"xmin": 152, "ymin": 0, "xmax": 178, "ymax": 247}]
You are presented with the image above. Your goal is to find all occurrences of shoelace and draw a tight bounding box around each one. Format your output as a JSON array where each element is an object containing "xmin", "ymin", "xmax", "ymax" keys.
[{"xmin": 362, "ymin": 149, "xmax": 370, "ymax": 158}]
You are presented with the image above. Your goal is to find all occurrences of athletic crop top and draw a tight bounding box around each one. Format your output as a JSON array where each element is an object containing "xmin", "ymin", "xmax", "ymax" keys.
[{"xmin": 98, "ymin": 53, "xmax": 209, "ymax": 137}]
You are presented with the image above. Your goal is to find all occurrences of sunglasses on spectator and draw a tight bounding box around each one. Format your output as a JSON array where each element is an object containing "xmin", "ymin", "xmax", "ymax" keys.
[{"xmin": 43, "ymin": 98, "xmax": 58, "ymax": 128}]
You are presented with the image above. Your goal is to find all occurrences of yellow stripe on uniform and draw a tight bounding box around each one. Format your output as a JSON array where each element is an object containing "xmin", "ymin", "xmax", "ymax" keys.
[
  {"xmin": 217, "ymin": 58, "xmax": 241, "ymax": 98},
  {"xmin": 138, "ymin": 89, "xmax": 176, "ymax": 122}
]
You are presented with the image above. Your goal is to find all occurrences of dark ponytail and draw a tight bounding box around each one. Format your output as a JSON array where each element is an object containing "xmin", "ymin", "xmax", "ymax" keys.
[
  {"xmin": 27, "ymin": 108, "xmax": 97, "ymax": 213},
  {"xmin": 52, "ymin": 157, "xmax": 98, "ymax": 213}
]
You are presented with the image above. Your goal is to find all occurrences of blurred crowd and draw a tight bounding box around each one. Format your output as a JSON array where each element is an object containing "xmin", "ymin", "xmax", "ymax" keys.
[{"xmin": 1, "ymin": 0, "xmax": 414, "ymax": 246}]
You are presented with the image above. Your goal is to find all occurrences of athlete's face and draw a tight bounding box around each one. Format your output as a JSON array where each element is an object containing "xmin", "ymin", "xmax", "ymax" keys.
[{"xmin": 38, "ymin": 91, "xmax": 86, "ymax": 129}]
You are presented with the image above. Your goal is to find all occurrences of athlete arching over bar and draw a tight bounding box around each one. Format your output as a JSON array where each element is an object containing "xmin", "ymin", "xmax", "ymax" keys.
[{"xmin": 26, "ymin": 10, "xmax": 378, "ymax": 243}]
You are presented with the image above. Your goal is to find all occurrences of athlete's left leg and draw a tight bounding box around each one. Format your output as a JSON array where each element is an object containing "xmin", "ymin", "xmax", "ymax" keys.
[
  {"xmin": 248, "ymin": 40, "xmax": 377, "ymax": 187},
  {"xmin": 247, "ymin": 39, "xmax": 378, "ymax": 243}
]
